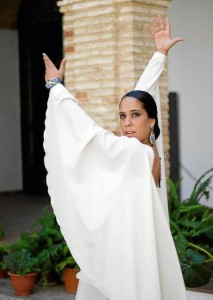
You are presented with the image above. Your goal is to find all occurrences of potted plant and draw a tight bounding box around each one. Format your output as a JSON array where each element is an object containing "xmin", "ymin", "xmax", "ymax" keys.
[
  {"xmin": 7, "ymin": 205, "xmax": 69, "ymax": 287},
  {"xmin": 168, "ymin": 167, "xmax": 213, "ymax": 288},
  {"xmin": 56, "ymin": 244, "xmax": 80, "ymax": 293},
  {"xmin": 3, "ymin": 247, "xmax": 39, "ymax": 296},
  {"xmin": 32, "ymin": 206, "xmax": 65, "ymax": 286}
]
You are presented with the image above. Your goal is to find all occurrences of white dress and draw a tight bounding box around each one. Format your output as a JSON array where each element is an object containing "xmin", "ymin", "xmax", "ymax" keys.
[{"xmin": 44, "ymin": 52, "xmax": 187, "ymax": 300}]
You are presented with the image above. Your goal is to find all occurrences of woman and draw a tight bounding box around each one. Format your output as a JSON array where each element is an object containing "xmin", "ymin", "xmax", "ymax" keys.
[
  {"xmin": 119, "ymin": 90, "xmax": 161, "ymax": 186},
  {"xmin": 43, "ymin": 16, "xmax": 186, "ymax": 300}
]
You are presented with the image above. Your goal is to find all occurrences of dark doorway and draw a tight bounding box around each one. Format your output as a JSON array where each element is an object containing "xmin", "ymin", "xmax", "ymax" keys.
[
  {"xmin": 18, "ymin": 0, "xmax": 63, "ymax": 194},
  {"xmin": 169, "ymin": 92, "xmax": 180, "ymax": 184}
]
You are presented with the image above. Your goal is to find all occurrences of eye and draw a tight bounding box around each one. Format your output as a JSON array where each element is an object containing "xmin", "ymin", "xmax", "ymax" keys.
[
  {"xmin": 132, "ymin": 112, "xmax": 140, "ymax": 117},
  {"xmin": 119, "ymin": 114, "xmax": 126, "ymax": 119}
]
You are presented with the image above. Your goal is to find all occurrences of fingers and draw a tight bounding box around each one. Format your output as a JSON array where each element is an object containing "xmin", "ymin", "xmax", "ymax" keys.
[
  {"xmin": 42, "ymin": 53, "xmax": 52, "ymax": 66},
  {"xmin": 148, "ymin": 15, "xmax": 166, "ymax": 35},
  {"xmin": 43, "ymin": 53, "xmax": 66, "ymax": 82},
  {"xmin": 158, "ymin": 15, "xmax": 165, "ymax": 30},
  {"xmin": 59, "ymin": 58, "xmax": 66, "ymax": 74},
  {"xmin": 171, "ymin": 37, "xmax": 184, "ymax": 46},
  {"xmin": 152, "ymin": 17, "xmax": 160, "ymax": 31},
  {"xmin": 42, "ymin": 53, "xmax": 50, "ymax": 68},
  {"xmin": 42, "ymin": 53, "xmax": 57, "ymax": 70},
  {"xmin": 148, "ymin": 17, "xmax": 160, "ymax": 35},
  {"xmin": 147, "ymin": 25, "xmax": 155, "ymax": 36},
  {"xmin": 165, "ymin": 16, "xmax": 171, "ymax": 35},
  {"xmin": 153, "ymin": 15, "xmax": 166, "ymax": 31}
]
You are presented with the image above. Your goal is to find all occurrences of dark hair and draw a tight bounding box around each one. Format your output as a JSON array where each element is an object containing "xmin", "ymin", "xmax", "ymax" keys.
[{"xmin": 120, "ymin": 90, "xmax": 160, "ymax": 140}]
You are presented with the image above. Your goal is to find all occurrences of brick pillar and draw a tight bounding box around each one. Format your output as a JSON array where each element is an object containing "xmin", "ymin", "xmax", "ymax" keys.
[{"xmin": 57, "ymin": 0, "xmax": 172, "ymax": 177}]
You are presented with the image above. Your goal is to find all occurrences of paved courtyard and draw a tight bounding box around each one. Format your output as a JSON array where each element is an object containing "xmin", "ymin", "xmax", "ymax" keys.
[
  {"xmin": 0, "ymin": 278, "xmax": 75, "ymax": 300},
  {"xmin": 0, "ymin": 278, "xmax": 213, "ymax": 300}
]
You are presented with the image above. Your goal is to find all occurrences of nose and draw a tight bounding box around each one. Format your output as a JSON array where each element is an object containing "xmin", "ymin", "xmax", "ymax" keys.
[{"xmin": 124, "ymin": 116, "xmax": 133, "ymax": 126}]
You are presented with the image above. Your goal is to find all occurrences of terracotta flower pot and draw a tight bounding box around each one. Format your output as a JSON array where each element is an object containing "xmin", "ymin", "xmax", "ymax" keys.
[
  {"xmin": 0, "ymin": 269, "xmax": 5, "ymax": 278},
  {"xmin": 63, "ymin": 268, "xmax": 79, "ymax": 294},
  {"xmin": 8, "ymin": 272, "xmax": 36, "ymax": 296}
]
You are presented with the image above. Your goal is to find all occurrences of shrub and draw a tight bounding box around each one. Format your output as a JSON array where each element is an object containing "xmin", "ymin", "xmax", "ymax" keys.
[{"xmin": 168, "ymin": 167, "xmax": 213, "ymax": 287}]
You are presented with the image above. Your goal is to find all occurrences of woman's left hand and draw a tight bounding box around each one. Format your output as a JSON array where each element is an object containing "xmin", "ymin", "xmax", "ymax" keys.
[
  {"xmin": 43, "ymin": 53, "xmax": 66, "ymax": 83},
  {"xmin": 148, "ymin": 15, "xmax": 183, "ymax": 55}
]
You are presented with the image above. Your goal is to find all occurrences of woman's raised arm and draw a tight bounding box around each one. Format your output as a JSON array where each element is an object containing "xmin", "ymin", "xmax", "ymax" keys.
[{"xmin": 135, "ymin": 16, "xmax": 183, "ymax": 97}]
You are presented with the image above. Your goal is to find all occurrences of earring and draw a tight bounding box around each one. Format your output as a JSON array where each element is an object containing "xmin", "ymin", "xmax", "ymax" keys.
[{"xmin": 149, "ymin": 126, "xmax": 155, "ymax": 145}]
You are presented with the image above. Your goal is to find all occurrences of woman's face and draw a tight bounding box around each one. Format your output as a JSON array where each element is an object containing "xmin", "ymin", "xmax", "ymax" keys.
[{"xmin": 119, "ymin": 97, "xmax": 155, "ymax": 144}]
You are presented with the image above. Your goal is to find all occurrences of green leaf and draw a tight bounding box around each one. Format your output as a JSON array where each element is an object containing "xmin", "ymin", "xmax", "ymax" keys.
[
  {"xmin": 168, "ymin": 179, "xmax": 181, "ymax": 211},
  {"xmin": 179, "ymin": 249, "xmax": 211, "ymax": 287},
  {"xmin": 189, "ymin": 167, "xmax": 213, "ymax": 204},
  {"xmin": 178, "ymin": 205, "xmax": 205, "ymax": 213},
  {"xmin": 173, "ymin": 232, "xmax": 188, "ymax": 255}
]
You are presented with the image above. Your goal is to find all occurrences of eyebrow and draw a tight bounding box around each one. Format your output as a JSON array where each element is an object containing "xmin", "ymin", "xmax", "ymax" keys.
[{"xmin": 119, "ymin": 109, "xmax": 141, "ymax": 114}]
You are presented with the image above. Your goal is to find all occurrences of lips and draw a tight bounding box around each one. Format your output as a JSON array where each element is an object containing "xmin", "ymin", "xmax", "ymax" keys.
[{"xmin": 125, "ymin": 131, "xmax": 135, "ymax": 137}]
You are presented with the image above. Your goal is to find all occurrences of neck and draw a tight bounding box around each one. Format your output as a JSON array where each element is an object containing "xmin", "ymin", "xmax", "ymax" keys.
[{"xmin": 144, "ymin": 140, "xmax": 154, "ymax": 147}]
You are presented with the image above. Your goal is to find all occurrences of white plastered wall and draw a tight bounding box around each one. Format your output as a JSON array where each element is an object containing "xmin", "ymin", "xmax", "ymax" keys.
[
  {"xmin": 0, "ymin": 29, "xmax": 22, "ymax": 191},
  {"xmin": 168, "ymin": 0, "xmax": 213, "ymax": 207}
]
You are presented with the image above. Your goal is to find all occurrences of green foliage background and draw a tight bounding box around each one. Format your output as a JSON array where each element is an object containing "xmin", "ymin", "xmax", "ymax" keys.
[{"xmin": 168, "ymin": 167, "xmax": 213, "ymax": 287}]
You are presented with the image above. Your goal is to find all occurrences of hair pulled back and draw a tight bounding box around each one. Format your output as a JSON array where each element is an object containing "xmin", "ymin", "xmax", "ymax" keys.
[{"xmin": 120, "ymin": 90, "xmax": 160, "ymax": 140}]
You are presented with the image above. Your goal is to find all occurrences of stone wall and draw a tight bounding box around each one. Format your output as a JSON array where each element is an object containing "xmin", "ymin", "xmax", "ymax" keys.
[{"xmin": 58, "ymin": 0, "xmax": 172, "ymax": 176}]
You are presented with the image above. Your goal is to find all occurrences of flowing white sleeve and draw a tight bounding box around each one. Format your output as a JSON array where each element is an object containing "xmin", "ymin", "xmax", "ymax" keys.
[
  {"xmin": 44, "ymin": 83, "xmax": 186, "ymax": 300},
  {"xmin": 134, "ymin": 51, "xmax": 166, "ymax": 98},
  {"xmin": 135, "ymin": 52, "xmax": 169, "ymax": 221}
]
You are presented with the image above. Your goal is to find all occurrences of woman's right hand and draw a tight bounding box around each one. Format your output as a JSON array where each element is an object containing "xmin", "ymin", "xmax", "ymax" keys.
[
  {"xmin": 43, "ymin": 53, "xmax": 66, "ymax": 83},
  {"xmin": 148, "ymin": 16, "xmax": 183, "ymax": 55}
]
